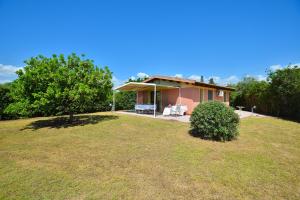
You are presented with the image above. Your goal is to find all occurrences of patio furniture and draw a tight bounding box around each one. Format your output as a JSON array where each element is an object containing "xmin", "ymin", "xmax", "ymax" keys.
[
  {"xmin": 170, "ymin": 105, "xmax": 187, "ymax": 116},
  {"xmin": 163, "ymin": 107, "xmax": 171, "ymax": 116},
  {"xmin": 236, "ymin": 106, "xmax": 245, "ymax": 111},
  {"xmin": 135, "ymin": 104, "xmax": 156, "ymax": 114},
  {"xmin": 180, "ymin": 105, "xmax": 188, "ymax": 115},
  {"xmin": 236, "ymin": 106, "xmax": 245, "ymax": 117},
  {"xmin": 251, "ymin": 105, "xmax": 256, "ymax": 113},
  {"xmin": 173, "ymin": 105, "xmax": 181, "ymax": 116}
]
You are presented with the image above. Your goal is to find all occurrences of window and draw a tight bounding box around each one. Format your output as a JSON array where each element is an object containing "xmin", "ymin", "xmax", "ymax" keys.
[
  {"xmin": 208, "ymin": 90, "xmax": 213, "ymax": 101},
  {"xmin": 217, "ymin": 90, "xmax": 224, "ymax": 97},
  {"xmin": 200, "ymin": 88, "xmax": 204, "ymax": 103}
]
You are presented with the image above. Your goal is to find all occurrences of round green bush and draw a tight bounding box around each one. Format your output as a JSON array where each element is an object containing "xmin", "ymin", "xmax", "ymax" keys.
[{"xmin": 190, "ymin": 101, "xmax": 239, "ymax": 141}]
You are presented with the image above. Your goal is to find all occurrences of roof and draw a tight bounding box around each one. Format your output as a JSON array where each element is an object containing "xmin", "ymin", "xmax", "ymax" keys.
[
  {"xmin": 143, "ymin": 75, "xmax": 195, "ymax": 84},
  {"xmin": 143, "ymin": 75, "xmax": 235, "ymax": 91}
]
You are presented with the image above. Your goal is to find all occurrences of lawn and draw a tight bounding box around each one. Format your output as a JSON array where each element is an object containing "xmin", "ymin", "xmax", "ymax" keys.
[{"xmin": 0, "ymin": 113, "xmax": 299, "ymax": 200}]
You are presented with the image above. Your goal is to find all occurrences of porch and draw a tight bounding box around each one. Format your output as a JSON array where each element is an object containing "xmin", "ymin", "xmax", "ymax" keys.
[{"xmin": 113, "ymin": 82, "xmax": 185, "ymax": 118}]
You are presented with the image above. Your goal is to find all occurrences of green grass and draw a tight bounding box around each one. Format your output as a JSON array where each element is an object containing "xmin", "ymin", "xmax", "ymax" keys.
[{"xmin": 0, "ymin": 113, "xmax": 299, "ymax": 200}]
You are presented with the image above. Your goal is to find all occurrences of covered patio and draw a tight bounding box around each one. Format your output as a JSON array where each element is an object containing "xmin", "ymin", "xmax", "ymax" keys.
[{"xmin": 113, "ymin": 82, "xmax": 184, "ymax": 118}]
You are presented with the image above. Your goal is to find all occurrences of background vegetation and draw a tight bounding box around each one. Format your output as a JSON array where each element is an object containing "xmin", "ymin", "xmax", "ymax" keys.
[
  {"xmin": 230, "ymin": 65, "xmax": 300, "ymax": 121},
  {"xmin": 0, "ymin": 83, "xmax": 13, "ymax": 120},
  {"xmin": 114, "ymin": 76, "xmax": 147, "ymax": 111}
]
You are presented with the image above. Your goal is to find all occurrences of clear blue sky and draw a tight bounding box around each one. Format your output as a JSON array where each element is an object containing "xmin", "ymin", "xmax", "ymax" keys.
[{"xmin": 0, "ymin": 0, "xmax": 299, "ymax": 85}]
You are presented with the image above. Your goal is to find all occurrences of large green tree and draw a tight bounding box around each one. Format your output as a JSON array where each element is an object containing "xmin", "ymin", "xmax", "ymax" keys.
[
  {"xmin": 5, "ymin": 53, "xmax": 113, "ymax": 121},
  {"xmin": 268, "ymin": 65, "xmax": 300, "ymax": 120}
]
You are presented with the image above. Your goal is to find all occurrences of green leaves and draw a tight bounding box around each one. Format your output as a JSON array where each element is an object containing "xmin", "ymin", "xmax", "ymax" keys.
[
  {"xmin": 231, "ymin": 66, "xmax": 300, "ymax": 121},
  {"xmin": 5, "ymin": 53, "xmax": 113, "ymax": 118},
  {"xmin": 0, "ymin": 84, "xmax": 13, "ymax": 119},
  {"xmin": 190, "ymin": 101, "xmax": 239, "ymax": 141},
  {"xmin": 268, "ymin": 66, "xmax": 300, "ymax": 120}
]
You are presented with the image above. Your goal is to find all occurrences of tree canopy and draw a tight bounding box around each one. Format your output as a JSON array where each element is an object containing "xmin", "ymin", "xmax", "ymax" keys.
[
  {"xmin": 208, "ymin": 78, "xmax": 215, "ymax": 84},
  {"xmin": 5, "ymin": 53, "xmax": 113, "ymax": 120},
  {"xmin": 268, "ymin": 65, "xmax": 300, "ymax": 119},
  {"xmin": 231, "ymin": 65, "xmax": 300, "ymax": 121}
]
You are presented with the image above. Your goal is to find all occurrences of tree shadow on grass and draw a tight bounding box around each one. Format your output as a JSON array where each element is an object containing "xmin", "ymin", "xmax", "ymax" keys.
[{"xmin": 21, "ymin": 114, "xmax": 119, "ymax": 131}]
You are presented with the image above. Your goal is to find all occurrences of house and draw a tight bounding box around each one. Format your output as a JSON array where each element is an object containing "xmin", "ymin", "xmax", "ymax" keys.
[{"xmin": 115, "ymin": 75, "xmax": 235, "ymax": 115}]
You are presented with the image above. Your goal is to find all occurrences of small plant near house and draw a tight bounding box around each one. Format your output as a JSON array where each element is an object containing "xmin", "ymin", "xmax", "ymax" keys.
[{"xmin": 190, "ymin": 101, "xmax": 239, "ymax": 141}]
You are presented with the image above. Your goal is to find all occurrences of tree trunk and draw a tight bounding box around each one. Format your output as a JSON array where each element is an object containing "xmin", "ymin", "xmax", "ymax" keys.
[{"xmin": 69, "ymin": 112, "xmax": 74, "ymax": 123}]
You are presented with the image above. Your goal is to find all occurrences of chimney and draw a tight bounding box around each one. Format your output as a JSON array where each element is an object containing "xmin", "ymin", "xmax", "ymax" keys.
[{"xmin": 200, "ymin": 76, "xmax": 204, "ymax": 82}]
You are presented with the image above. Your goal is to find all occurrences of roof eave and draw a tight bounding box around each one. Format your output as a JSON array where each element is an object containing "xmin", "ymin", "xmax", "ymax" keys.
[{"xmin": 143, "ymin": 76, "xmax": 195, "ymax": 84}]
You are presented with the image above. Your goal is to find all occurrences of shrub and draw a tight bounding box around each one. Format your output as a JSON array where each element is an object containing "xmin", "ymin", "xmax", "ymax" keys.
[
  {"xmin": 115, "ymin": 91, "xmax": 136, "ymax": 110},
  {"xmin": 190, "ymin": 101, "xmax": 239, "ymax": 141}
]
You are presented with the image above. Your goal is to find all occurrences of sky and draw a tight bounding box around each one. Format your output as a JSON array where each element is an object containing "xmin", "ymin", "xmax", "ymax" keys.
[{"xmin": 0, "ymin": 0, "xmax": 300, "ymax": 86}]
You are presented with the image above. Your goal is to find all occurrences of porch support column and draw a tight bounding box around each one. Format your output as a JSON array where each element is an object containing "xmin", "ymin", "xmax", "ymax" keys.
[
  {"xmin": 154, "ymin": 84, "xmax": 156, "ymax": 118},
  {"xmin": 112, "ymin": 90, "xmax": 115, "ymax": 112},
  {"xmin": 179, "ymin": 87, "xmax": 182, "ymax": 105}
]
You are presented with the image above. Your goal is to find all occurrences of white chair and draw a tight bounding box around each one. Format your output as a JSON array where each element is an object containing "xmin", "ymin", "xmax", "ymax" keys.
[
  {"xmin": 170, "ymin": 105, "xmax": 180, "ymax": 116},
  {"xmin": 179, "ymin": 105, "xmax": 188, "ymax": 115},
  {"xmin": 170, "ymin": 105, "xmax": 187, "ymax": 116},
  {"xmin": 163, "ymin": 107, "xmax": 171, "ymax": 116}
]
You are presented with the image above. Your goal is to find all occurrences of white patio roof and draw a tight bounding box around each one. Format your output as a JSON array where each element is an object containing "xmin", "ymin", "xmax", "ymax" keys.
[{"xmin": 114, "ymin": 82, "xmax": 179, "ymax": 91}]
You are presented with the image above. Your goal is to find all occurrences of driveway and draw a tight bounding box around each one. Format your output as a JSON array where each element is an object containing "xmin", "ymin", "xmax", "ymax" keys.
[{"xmin": 235, "ymin": 110, "xmax": 266, "ymax": 118}]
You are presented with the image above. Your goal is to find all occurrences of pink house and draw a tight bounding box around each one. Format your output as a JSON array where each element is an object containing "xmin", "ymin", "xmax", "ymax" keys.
[{"xmin": 115, "ymin": 75, "xmax": 234, "ymax": 115}]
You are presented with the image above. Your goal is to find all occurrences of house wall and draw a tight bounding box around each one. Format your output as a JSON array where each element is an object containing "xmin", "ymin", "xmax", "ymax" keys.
[
  {"xmin": 136, "ymin": 91, "xmax": 150, "ymax": 104},
  {"xmin": 136, "ymin": 86, "xmax": 231, "ymax": 114},
  {"xmin": 179, "ymin": 87, "xmax": 200, "ymax": 114},
  {"xmin": 161, "ymin": 89, "xmax": 179, "ymax": 108}
]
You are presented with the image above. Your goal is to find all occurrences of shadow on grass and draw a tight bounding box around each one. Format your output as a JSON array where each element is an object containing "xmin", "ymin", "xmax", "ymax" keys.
[
  {"xmin": 21, "ymin": 114, "xmax": 118, "ymax": 130},
  {"xmin": 188, "ymin": 129, "xmax": 211, "ymax": 140},
  {"xmin": 188, "ymin": 129, "xmax": 231, "ymax": 142}
]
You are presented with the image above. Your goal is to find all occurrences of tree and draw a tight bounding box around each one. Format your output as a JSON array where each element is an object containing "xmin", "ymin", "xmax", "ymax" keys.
[
  {"xmin": 230, "ymin": 66, "xmax": 300, "ymax": 121},
  {"xmin": 267, "ymin": 65, "xmax": 300, "ymax": 120},
  {"xmin": 230, "ymin": 77, "xmax": 270, "ymax": 113},
  {"xmin": 5, "ymin": 53, "xmax": 113, "ymax": 121},
  {"xmin": 115, "ymin": 91, "xmax": 136, "ymax": 110},
  {"xmin": 200, "ymin": 76, "xmax": 204, "ymax": 82},
  {"xmin": 128, "ymin": 76, "xmax": 147, "ymax": 82},
  {"xmin": 0, "ymin": 83, "xmax": 13, "ymax": 120},
  {"xmin": 209, "ymin": 78, "xmax": 215, "ymax": 84}
]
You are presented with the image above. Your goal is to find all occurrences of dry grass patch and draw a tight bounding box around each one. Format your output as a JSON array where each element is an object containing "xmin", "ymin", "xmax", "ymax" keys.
[{"xmin": 0, "ymin": 113, "xmax": 299, "ymax": 199}]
